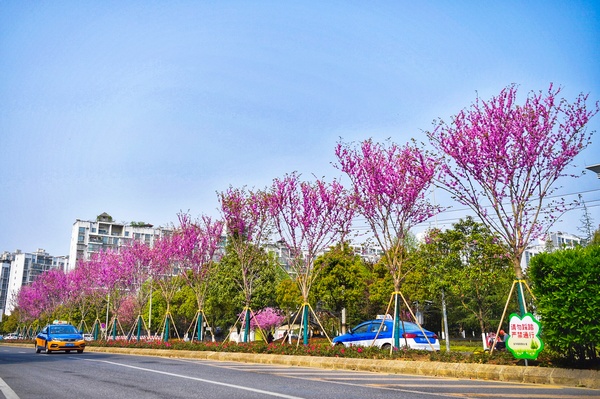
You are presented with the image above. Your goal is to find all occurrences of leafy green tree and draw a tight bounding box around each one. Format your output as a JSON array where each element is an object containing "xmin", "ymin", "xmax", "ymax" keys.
[
  {"xmin": 0, "ymin": 311, "xmax": 19, "ymax": 334},
  {"xmin": 312, "ymin": 243, "xmax": 370, "ymax": 331},
  {"xmin": 364, "ymin": 260, "xmax": 394, "ymax": 317},
  {"xmin": 275, "ymin": 277, "xmax": 302, "ymax": 331},
  {"xmin": 577, "ymin": 197, "xmax": 595, "ymax": 246},
  {"xmin": 413, "ymin": 218, "xmax": 514, "ymax": 339},
  {"xmin": 141, "ymin": 278, "xmax": 185, "ymax": 338},
  {"xmin": 170, "ymin": 284, "xmax": 196, "ymax": 338},
  {"xmin": 591, "ymin": 225, "xmax": 600, "ymax": 246},
  {"xmin": 204, "ymin": 242, "xmax": 282, "ymax": 337},
  {"xmin": 529, "ymin": 245, "xmax": 600, "ymax": 364}
]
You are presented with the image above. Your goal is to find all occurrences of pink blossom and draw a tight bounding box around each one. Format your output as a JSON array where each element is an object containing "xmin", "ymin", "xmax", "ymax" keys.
[{"xmin": 427, "ymin": 84, "xmax": 599, "ymax": 277}]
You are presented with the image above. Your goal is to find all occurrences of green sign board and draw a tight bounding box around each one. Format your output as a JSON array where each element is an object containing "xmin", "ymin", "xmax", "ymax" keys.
[{"xmin": 506, "ymin": 312, "xmax": 544, "ymax": 360}]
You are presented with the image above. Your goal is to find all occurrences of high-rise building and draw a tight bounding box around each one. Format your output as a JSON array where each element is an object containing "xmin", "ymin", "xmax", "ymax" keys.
[
  {"xmin": 0, "ymin": 252, "xmax": 13, "ymax": 321},
  {"xmin": 67, "ymin": 212, "xmax": 170, "ymax": 272},
  {"xmin": 3, "ymin": 249, "xmax": 66, "ymax": 316}
]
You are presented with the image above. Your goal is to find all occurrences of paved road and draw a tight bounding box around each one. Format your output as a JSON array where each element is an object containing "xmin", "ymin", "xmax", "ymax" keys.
[{"xmin": 0, "ymin": 346, "xmax": 599, "ymax": 399}]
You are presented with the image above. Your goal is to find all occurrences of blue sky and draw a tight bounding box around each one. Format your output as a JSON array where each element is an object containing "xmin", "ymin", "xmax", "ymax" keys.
[{"xmin": 1, "ymin": 1, "xmax": 599, "ymax": 256}]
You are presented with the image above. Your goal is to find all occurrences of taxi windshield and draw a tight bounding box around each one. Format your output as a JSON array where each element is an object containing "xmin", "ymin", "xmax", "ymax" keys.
[{"xmin": 49, "ymin": 325, "xmax": 78, "ymax": 334}]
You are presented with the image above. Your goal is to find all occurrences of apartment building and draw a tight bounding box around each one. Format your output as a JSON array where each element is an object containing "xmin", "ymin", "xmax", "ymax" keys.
[
  {"xmin": 67, "ymin": 212, "xmax": 170, "ymax": 272},
  {"xmin": 2, "ymin": 249, "xmax": 67, "ymax": 316},
  {"xmin": 0, "ymin": 252, "xmax": 12, "ymax": 321},
  {"xmin": 521, "ymin": 231, "xmax": 582, "ymax": 270}
]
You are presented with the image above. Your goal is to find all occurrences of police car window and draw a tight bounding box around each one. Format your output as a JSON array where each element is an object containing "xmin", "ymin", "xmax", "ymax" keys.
[{"xmin": 353, "ymin": 324, "xmax": 370, "ymax": 334}]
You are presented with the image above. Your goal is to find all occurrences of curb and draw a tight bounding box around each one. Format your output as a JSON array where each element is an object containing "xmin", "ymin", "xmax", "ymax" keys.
[{"xmin": 85, "ymin": 347, "xmax": 600, "ymax": 389}]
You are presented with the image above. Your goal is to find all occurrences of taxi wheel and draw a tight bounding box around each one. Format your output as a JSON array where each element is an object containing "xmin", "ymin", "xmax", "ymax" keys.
[
  {"xmin": 35, "ymin": 345, "xmax": 41, "ymax": 354},
  {"xmin": 45, "ymin": 344, "xmax": 52, "ymax": 354},
  {"xmin": 77, "ymin": 350, "xmax": 84, "ymax": 353}
]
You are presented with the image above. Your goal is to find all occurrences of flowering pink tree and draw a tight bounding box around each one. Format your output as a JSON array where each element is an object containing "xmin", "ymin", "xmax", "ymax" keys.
[
  {"xmin": 176, "ymin": 212, "xmax": 224, "ymax": 341},
  {"xmin": 66, "ymin": 260, "xmax": 99, "ymax": 332},
  {"xmin": 249, "ymin": 307, "xmax": 285, "ymax": 331},
  {"xmin": 36, "ymin": 268, "xmax": 69, "ymax": 322},
  {"xmin": 118, "ymin": 294, "xmax": 138, "ymax": 328},
  {"xmin": 148, "ymin": 229, "xmax": 182, "ymax": 341},
  {"xmin": 14, "ymin": 286, "xmax": 43, "ymax": 332},
  {"xmin": 75, "ymin": 253, "xmax": 110, "ymax": 337},
  {"xmin": 335, "ymin": 139, "xmax": 439, "ymax": 347},
  {"xmin": 96, "ymin": 249, "xmax": 133, "ymax": 339},
  {"xmin": 120, "ymin": 239, "xmax": 153, "ymax": 340},
  {"xmin": 427, "ymin": 84, "xmax": 599, "ymax": 314},
  {"xmin": 268, "ymin": 172, "xmax": 355, "ymax": 344},
  {"xmin": 237, "ymin": 307, "xmax": 285, "ymax": 340},
  {"xmin": 219, "ymin": 186, "xmax": 272, "ymax": 342},
  {"xmin": 12, "ymin": 268, "xmax": 69, "ymax": 337}
]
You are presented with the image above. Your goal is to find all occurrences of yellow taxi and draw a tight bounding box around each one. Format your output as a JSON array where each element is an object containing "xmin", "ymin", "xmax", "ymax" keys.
[{"xmin": 35, "ymin": 320, "xmax": 86, "ymax": 354}]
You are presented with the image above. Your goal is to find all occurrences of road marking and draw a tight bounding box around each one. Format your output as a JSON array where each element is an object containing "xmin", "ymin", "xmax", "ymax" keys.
[
  {"xmin": 0, "ymin": 377, "xmax": 20, "ymax": 399},
  {"xmin": 83, "ymin": 359, "xmax": 306, "ymax": 399},
  {"xmin": 456, "ymin": 395, "xmax": 600, "ymax": 398}
]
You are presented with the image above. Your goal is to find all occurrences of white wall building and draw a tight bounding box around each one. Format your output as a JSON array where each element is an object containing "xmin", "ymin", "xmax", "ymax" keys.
[
  {"xmin": 67, "ymin": 212, "xmax": 170, "ymax": 272},
  {"xmin": 0, "ymin": 252, "xmax": 13, "ymax": 321},
  {"xmin": 521, "ymin": 231, "xmax": 582, "ymax": 270},
  {"xmin": 3, "ymin": 249, "xmax": 66, "ymax": 316}
]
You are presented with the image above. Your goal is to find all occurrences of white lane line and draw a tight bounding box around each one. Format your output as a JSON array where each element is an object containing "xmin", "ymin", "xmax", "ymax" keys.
[
  {"xmin": 83, "ymin": 358, "xmax": 306, "ymax": 399},
  {"xmin": 0, "ymin": 377, "xmax": 20, "ymax": 399}
]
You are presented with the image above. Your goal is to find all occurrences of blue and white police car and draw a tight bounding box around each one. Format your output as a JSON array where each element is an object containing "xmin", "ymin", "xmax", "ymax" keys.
[{"xmin": 333, "ymin": 316, "xmax": 440, "ymax": 351}]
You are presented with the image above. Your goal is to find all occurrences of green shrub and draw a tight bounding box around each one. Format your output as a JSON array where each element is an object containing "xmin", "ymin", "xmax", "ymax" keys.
[{"xmin": 528, "ymin": 245, "xmax": 600, "ymax": 366}]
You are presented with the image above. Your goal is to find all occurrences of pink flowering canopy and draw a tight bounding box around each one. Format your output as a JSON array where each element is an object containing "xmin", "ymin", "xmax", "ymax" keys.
[
  {"xmin": 427, "ymin": 84, "xmax": 599, "ymax": 278},
  {"xmin": 219, "ymin": 186, "xmax": 271, "ymax": 245},
  {"xmin": 14, "ymin": 268, "xmax": 69, "ymax": 323},
  {"xmin": 15, "ymin": 285, "xmax": 43, "ymax": 323},
  {"xmin": 240, "ymin": 307, "xmax": 285, "ymax": 330},
  {"xmin": 119, "ymin": 239, "xmax": 153, "ymax": 315},
  {"xmin": 268, "ymin": 172, "xmax": 355, "ymax": 300},
  {"xmin": 335, "ymin": 139, "xmax": 440, "ymax": 290},
  {"xmin": 175, "ymin": 212, "xmax": 224, "ymax": 309},
  {"xmin": 219, "ymin": 186, "xmax": 272, "ymax": 306},
  {"xmin": 148, "ymin": 228, "xmax": 184, "ymax": 313}
]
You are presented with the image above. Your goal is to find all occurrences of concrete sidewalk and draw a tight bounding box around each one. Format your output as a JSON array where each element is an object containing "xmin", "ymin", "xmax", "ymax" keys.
[{"xmin": 85, "ymin": 346, "xmax": 600, "ymax": 389}]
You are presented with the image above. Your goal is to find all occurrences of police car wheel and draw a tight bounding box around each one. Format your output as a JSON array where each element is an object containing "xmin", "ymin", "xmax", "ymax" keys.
[{"xmin": 381, "ymin": 343, "xmax": 391, "ymax": 350}]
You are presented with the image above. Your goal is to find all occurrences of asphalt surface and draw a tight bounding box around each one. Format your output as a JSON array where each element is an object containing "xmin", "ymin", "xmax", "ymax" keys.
[
  {"xmin": 2, "ymin": 343, "xmax": 599, "ymax": 390},
  {"xmin": 1, "ymin": 345, "xmax": 599, "ymax": 399},
  {"xmin": 85, "ymin": 346, "xmax": 600, "ymax": 390}
]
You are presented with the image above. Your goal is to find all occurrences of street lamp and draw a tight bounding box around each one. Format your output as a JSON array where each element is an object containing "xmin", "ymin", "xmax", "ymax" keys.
[{"xmin": 585, "ymin": 164, "xmax": 600, "ymax": 178}]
